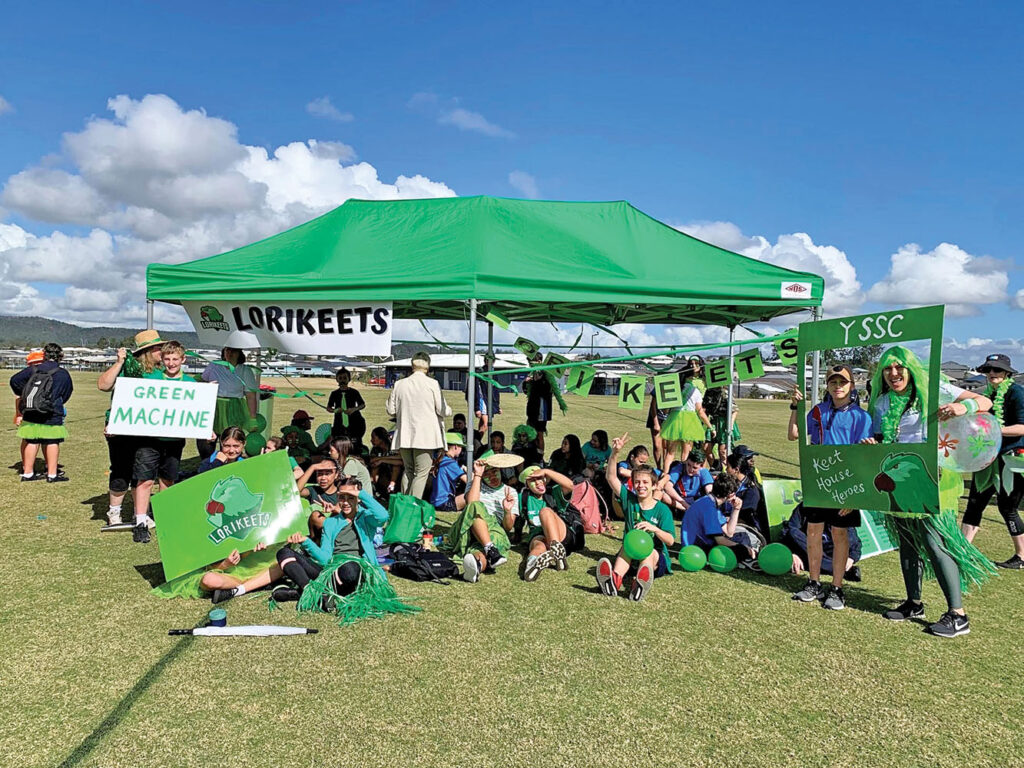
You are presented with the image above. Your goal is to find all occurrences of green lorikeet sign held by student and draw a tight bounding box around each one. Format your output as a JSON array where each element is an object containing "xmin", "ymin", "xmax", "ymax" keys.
[
  {"xmin": 152, "ymin": 452, "xmax": 307, "ymax": 581},
  {"xmin": 796, "ymin": 305, "xmax": 943, "ymax": 514}
]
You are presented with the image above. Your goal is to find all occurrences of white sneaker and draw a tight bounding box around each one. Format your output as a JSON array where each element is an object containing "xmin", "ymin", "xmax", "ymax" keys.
[
  {"xmin": 107, "ymin": 510, "xmax": 123, "ymax": 526},
  {"xmin": 463, "ymin": 553, "xmax": 481, "ymax": 583},
  {"xmin": 145, "ymin": 515, "xmax": 157, "ymax": 529}
]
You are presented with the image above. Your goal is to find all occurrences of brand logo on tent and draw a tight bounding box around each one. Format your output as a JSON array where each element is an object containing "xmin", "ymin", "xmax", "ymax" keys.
[
  {"xmin": 199, "ymin": 305, "xmax": 230, "ymax": 332},
  {"xmin": 781, "ymin": 282, "xmax": 812, "ymax": 299},
  {"xmin": 205, "ymin": 475, "xmax": 268, "ymax": 544}
]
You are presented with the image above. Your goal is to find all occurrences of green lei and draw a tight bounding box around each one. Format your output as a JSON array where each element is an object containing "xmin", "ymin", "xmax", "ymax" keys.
[
  {"xmin": 986, "ymin": 379, "xmax": 1012, "ymax": 424},
  {"xmin": 880, "ymin": 391, "xmax": 913, "ymax": 444}
]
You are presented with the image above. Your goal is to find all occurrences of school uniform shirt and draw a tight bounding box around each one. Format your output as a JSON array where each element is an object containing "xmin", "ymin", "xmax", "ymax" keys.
[
  {"xmin": 431, "ymin": 456, "xmax": 465, "ymax": 509},
  {"xmin": 619, "ymin": 486, "xmax": 675, "ymax": 571},
  {"xmin": 679, "ymin": 495, "xmax": 726, "ymax": 549},
  {"xmin": 201, "ymin": 361, "xmax": 257, "ymax": 398},
  {"xmin": 871, "ymin": 381, "xmax": 963, "ymax": 444},
  {"xmin": 807, "ymin": 396, "xmax": 873, "ymax": 446},
  {"xmin": 667, "ymin": 463, "xmax": 713, "ymax": 503},
  {"xmin": 306, "ymin": 486, "xmax": 339, "ymax": 507}
]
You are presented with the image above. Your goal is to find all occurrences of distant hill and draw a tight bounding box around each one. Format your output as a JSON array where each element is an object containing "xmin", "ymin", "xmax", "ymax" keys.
[{"xmin": 0, "ymin": 315, "xmax": 200, "ymax": 348}]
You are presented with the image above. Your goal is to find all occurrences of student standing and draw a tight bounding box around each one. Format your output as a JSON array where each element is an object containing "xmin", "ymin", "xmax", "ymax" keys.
[
  {"xmin": 327, "ymin": 368, "xmax": 367, "ymax": 446},
  {"xmin": 9, "ymin": 343, "xmax": 72, "ymax": 483}
]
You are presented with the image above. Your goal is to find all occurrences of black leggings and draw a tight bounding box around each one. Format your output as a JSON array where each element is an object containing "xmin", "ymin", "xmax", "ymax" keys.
[
  {"xmin": 276, "ymin": 546, "xmax": 360, "ymax": 596},
  {"xmin": 895, "ymin": 518, "xmax": 962, "ymax": 612},
  {"xmin": 961, "ymin": 466, "xmax": 1024, "ymax": 536}
]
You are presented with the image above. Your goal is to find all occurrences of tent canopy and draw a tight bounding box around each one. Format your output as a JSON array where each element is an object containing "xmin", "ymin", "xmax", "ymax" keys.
[{"xmin": 147, "ymin": 196, "xmax": 823, "ymax": 327}]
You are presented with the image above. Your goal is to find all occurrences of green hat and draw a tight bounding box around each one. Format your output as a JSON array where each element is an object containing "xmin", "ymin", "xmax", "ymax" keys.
[
  {"xmin": 281, "ymin": 425, "xmax": 302, "ymax": 436},
  {"xmin": 478, "ymin": 449, "xmax": 495, "ymax": 461},
  {"xmin": 518, "ymin": 465, "xmax": 543, "ymax": 485},
  {"xmin": 445, "ymin": 431, "xmax": 466, "ymax": 446}
]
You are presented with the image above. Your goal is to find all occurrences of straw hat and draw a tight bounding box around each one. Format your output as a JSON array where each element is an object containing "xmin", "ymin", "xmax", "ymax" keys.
[{"xmin": 133, "ymin": 329, "xmax": 165, "ymax": 355}]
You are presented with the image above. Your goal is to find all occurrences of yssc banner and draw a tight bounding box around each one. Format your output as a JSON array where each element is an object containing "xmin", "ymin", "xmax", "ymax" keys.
[
  {"xmin": 183, "ymin": 300, "xmax": 393, "ymax": 355},
  {"xmin": 152, "ymin": 452, "xmax": 307, "ymax": 581},
  {"xmin": 107, "ymin": 378, "xmax": 217, "ymax": 439}
]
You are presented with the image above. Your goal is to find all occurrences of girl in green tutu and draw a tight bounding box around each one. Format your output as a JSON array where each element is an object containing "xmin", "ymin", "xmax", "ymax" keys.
[{"xmin": 659, "ymin": 358, "xmax": 714, "ymax": 476}]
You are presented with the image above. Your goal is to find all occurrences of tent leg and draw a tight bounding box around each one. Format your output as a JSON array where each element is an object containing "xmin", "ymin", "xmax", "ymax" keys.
[
  {"xmin": 726, "ymin": 326, "xmax": 736, "ymax": 456},
  {"xmin": 466, "ymin": 299, "xmax": 478, "ymax": 470},
  {"xmin": 146, "ymin": 299, "xmax": 154, "ymax": 329},
  {"xmin": 486, "ymin": 321, "xmax": 494, "ymax": 448},
  {"xmin": 810, "ymin": 305, "xmax": 823, "ymax": 401}
]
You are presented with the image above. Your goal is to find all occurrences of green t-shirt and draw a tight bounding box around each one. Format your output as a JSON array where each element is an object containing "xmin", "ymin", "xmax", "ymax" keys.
[
  {"xmin": 620, "ymin": 485, "xmax": 674, "ymax": 571},
  {"xmin": 520, "ymin": 488, "xmax": 566, "ymax": 542}
]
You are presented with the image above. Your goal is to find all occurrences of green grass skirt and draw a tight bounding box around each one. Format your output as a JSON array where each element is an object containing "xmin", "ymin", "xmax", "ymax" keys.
[
  {"xmin": 17, "ymin": 422, "xmax": 67, "ymax": 440},
  {"xmin": 440, "ymin": 501, "xmax": 511, "ymax": 557},
  {"xmin": 290, "ymin": 554, "xmax": 420, "ymax": 626},
  {"xmin": 883, "ymin": 510, "xmax": 997, "ymax": 594}
]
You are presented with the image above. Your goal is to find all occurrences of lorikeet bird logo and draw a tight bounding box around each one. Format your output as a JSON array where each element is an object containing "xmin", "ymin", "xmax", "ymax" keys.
[
  {"xmin": 873, "ymin": 452, "xmax": 938, "ymax": 517},
  {"xmin": 198, "ymin": 305, "xmax": 229, "ymax": 331},
  {"xmin": 205, "ymin": 476, "xmax": 269, "ymax": 544}
]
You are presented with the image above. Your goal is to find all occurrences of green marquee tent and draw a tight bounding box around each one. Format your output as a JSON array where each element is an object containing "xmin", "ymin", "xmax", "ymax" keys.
[{"xmin": 146, "ymin": 196, "xmax": 823, "ymax": 326}]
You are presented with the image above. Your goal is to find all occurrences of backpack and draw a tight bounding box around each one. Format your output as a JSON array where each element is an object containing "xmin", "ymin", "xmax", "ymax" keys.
[
  {"xmin": 20, "ymin": 368, "xmax": 57, "ymax": 424},
  {"xmin": 389, "ymin": 542, "xmax": 459, "ymax": 584},
  {"xmin": 570, "ymin": 480, "xmax": 612, "ymax": 534}
]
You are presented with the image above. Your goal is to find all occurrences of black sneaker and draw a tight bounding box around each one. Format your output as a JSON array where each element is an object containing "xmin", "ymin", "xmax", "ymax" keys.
[
  {"xmin": 882, "ymin": 600, "xmax": 925, "ymax": 621},
  {"xmin": 792, "ymin": 580, "xmax": 824, "ymax": 602},
  {"xmin": 996, "ymin": 554, "xmax": 1024, "ymax": 569},
  {"xmin": 523, "ymin": 551, "xmax": 552, "ymax": 582},
  {"xmin": 844, "ymin": 565, "xmax": 862, "ymax": 582},
  {"xmin": 822, "ymin": 586, "xmax": 846, "ymax": 611},
  {"xmin": 132, "ymin": 522, "xmax": 151, "ymax": 544},
  {"xmin": 550, "ymin": 541, "xmax": 568, "ymax": 571},
  {"xmin": 46, "ymin": 475, "xmax": 69, "ymax": 483},
  {"xmin": 271, "ymin": 586, "xmax": 300, "ymax": 603},
  {"xmin": 928, "ymin": 611, "xmax": 970, "ymax": 638},
  {"xmin": 211, "ymin": 588, "xmax": 236, "ymax": 605},
  {"xmin": 20, "ymin": 474, "xmax": 41, "ymax": 482},
  {"xmin": 484, "ymin": 545, "xmax": 507, "ymax": 570}
]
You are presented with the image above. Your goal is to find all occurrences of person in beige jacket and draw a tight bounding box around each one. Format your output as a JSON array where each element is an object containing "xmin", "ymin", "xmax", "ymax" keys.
[{"xmin": 386, "ymin": 352, "xmax": 452, "ymax": 499}]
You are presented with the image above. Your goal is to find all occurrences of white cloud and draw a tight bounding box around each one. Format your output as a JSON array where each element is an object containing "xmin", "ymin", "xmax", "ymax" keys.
[
  {"xmin": 410, "ymin": 92, "xmax": 514, "ymax": 139},
  {"xmin": 866, "ymin": 242, "xmax": 1008, "ymax": 317},
  {"xmin": 942, "ymin": 335, "xmax": 1024, "ymax": 364},
  {"xmin": 1009, "ymin": 288, "xmax": 1024, "ymax": 311},
  {"xmin": 0, "ymin": 93, "xmax": 456, "ymax": 326},
  {"xmin": 508, "ymin": 171, "xmax": 539, "ymax": 199},
  {"xmin": 681, "ymin": 221, "xmax": 864, "ymax": 316},
  {"xmin": 305, "ymin": 96, "xmax": 354, "ymax": 123},
  {"xmin": 0, "ymin": 95, "xmax": 12, "ymax": 115}
]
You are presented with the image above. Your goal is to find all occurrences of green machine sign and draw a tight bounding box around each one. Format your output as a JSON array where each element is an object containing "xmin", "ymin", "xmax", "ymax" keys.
[
  {"xmin": 796, "ymin": 305, "xmax": 943, "ymax": 514},
  {"xmin": 152, "ymin": 451, "xmax": 307, "ymax": 581}
]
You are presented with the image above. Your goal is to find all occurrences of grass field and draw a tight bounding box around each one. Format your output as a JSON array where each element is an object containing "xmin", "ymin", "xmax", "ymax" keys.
[{"xmin": 1, "ymin": 372, "xmax": 1021, "ymax": 768}]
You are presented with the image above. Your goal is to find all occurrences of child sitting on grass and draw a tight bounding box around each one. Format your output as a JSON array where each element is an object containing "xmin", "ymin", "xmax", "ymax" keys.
[
  {"xmin": 431, "ymin": 432, "xmax": 467, "ymax": 511},
  {"xmin": 510, "ymin": 465, "xmax": 581, "ymax": 581},
  {"xmin": 442, "ymin": 454, "xmax": 515, "ymax": 583},
  {"xmin": 597, "ymin": 432, "xmax": 675, "ymax": 601},
  {"xmin": 679, "ymin": 473, "xmax": 757, "ymax": 565}
]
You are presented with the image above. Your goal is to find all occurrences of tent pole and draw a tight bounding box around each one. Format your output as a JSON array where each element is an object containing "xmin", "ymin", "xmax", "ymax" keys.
[
  {"xmin": 810, "ymin": 305, "xmax": 823, "ymax": 401},
  {"xmin": 146, "ymin": 299, "xmax": 154, "ymax": 329},
  {"xmin": 486, "ymin": 321, "xmax": 494, "ymax": 448},
  {"xmin": 726, "ymin": 326, "xmax": 736, "ymax": 456},
  {"xmin": 466, "ymin": 299, "xmax": 478, "ymax": 470}
]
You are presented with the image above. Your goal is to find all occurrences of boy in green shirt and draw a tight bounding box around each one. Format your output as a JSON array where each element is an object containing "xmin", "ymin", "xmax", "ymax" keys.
[
  {"xmin": 599, "ymin": 432, "xmax": 676, "ymax": 601},
  {"xmin": 511, "ymin": 465, "xmax": 581, "ymax": 581}
]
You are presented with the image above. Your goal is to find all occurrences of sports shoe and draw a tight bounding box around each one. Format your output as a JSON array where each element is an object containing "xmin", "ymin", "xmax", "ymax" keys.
[
  {"xmin": 463, "ymin": 553, "xmax": 481, "ymax": 583},
  {"xmin": 882, "ymin": 599, "xmax": 925, "ymax": 621},
  {"xmin": 844, "ymin": 565, "xmax": 862, "ymax": 582},
  {"xmin": 484, "ymin": 544, "xmax": 507, "ymax": 570},
  {"xmin": 271, "ymin": 586, "xmax": 300, "ymax": 603},
  {"xmin": 596, "ymin": 557, "xmax": 617, "ymax": 597},
  {"xmin": 928, "ymin": 611, "xmax": 970, "ymax": 638},
  {"xmin": 211, "ymin": 588, "xmax": 236, "ymax": 605},
  {"xmin": 132, "ymin": 522, "xmax": 151, "ymax": 544},
  {"xmin": 46, "ymin": 475, "xmax": 69, "ymax": 483},
  {"xmin": 144, "ymin": 515, "xmax": 157, "ymax": 530},
  {"xmin": 523, "ymin": 551, "xmax": 552, "ymax": 582},
  {"xmin": 792, "ymin": 580, "xmax": 824, "ymax": 602},
  {"xmin": 823, "ymin": 586, "xmax": 846, "ymax": 611},
  {"xmin": 629, "ymin": 564, "xmax": 654, "ymax": 602},
  {"xmin": 106, "ymin": 509, "xmax": 123, "ymax": 527},
  {"xmin": 550, "ymin": 541, "xmax": 568, "ymax": 571},
  {"xmin": 996, "ymin": 554, "xmax": 1024, "ymax": 569},
  {"xmin": 738, "ymin": 558, "xmax": 762, "ymax": 572},
  {"xmin": 20, "ymin": 473, "xmax": 41, "ymax": 482}
]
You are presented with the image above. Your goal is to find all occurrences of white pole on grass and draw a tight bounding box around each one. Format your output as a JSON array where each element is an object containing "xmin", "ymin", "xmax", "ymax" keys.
[
  {"xmin": 486, "ymin": 321, "xmax": 494, "ymax": 447},
  {"xmin": 726, "ymin": 326, "xmax": 736, "ymax": 455},
  {"xmin": 466, "ymin": 299, "xmax": 478, "ymax": 470}
]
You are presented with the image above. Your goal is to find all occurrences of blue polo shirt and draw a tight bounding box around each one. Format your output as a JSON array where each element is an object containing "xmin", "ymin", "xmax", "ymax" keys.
[
  {"xmin": 806, "ymin": 397, "xmax": 873, "ymax": 446},
  {"xmin": 680, "ymin": 495, "xmax": 726, "ymax": 549},
  {"xmin": 667, "ymin": 462, "xmax": 713, "ymax": 502},
  {"xmin": 431, "ymin": 456, "xmax": 465, "ymax": 509}
]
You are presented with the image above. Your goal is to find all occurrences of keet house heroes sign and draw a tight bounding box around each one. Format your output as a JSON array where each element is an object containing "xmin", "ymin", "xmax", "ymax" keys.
[{"xmin": 183, "ymin": 300, "xmax": 393, "ymax": 355}]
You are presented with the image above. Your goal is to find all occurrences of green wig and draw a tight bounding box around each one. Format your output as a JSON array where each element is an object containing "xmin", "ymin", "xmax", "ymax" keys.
[
  {"xmin": 868, "ymin": 345, "xmax": 929, "ymax": 418},
  {"xmin": 512, "ymin": 423, "xmax": 538, "ymax": 442}
]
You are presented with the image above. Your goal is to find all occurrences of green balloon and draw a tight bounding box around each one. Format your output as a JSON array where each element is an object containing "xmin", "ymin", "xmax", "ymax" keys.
[
  {"xmin": 315, "ymin": 423, "xmax": 333, "ymax": 445},
  {"xmin": 246, "ymin": 414, "xmax": 267, "ymax": 434},
  {"xmin": 678, "ymin": 545, "xmax": 707, "ymax": 572},
  {"xmin": 623, "ymin": 529, "xmax": 655, "ymax": 561},
  {"xmin": 757, "ymin": 542, "xmax": 792, "ymax": 576},
  {"xmin": 244, "ymin": 433, "xmax": 266, "ymax": 457},
  {"xmin": 708, "ymin": 545, "xmax": 738, "ymax": 573}
]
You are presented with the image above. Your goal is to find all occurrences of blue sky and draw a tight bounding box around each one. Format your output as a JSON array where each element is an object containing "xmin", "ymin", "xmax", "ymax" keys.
[{"xmin": 1, "ymin": 1, "xmax": 1021, "ymax": 360}]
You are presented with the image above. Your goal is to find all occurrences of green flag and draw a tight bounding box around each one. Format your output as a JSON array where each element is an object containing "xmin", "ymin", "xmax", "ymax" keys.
[
  {"xmin": 618, "ymin": 375, "xmax": 646, "ymax": 410},
  {"xmin": 653, "ymin": 372, "xmax": 683, "ymax": 409},
  {"xmin": 704, "ymin": 358, "xmax": 730, "ymax": 389},
  {"xmin": 514, "ymin": 336, "xmax": 540, "ymax": 359},
  {"xmin": 565, "ymin": 365, "xmax": 596, "ymax": 397},
  {"xmin": 774, "ymin": 329, "xmax": 799, "ymax": 365},
  {"xmin": 735, "ymin": 349, "xmax": 765, "ymax": 382},
  {"xmin": 152, "ymin": 451, "xmax": 307, "ymax": 581},
  {"xmin": 543, "ymin": 352, "xmax": 570, "ymax": 378}
]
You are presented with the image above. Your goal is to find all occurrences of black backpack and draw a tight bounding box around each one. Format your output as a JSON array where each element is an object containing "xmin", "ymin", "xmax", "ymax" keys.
[
  {"xmin": 20, "ymin": 368, "xmax": 57, "ymax": 424},
  {"xmin": 389, "ymin": 543, "xmax": 459, "ymax": 584}
]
